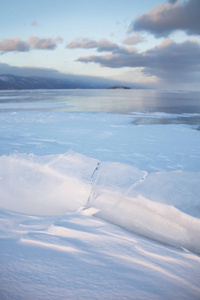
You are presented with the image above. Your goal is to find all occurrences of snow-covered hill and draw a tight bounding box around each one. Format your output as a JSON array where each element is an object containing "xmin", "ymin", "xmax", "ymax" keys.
[{"xmin": 0, "ymin": 74, "xmax": 137, "ymax": 90}]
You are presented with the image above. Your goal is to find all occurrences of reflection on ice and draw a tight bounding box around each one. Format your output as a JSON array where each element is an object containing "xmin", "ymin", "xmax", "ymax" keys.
[{"xmin": 0, "ymin": 150, "xmax": 200, "ymax": 254}]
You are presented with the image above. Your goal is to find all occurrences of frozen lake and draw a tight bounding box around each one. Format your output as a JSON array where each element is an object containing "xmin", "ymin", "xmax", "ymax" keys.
[
  {"xmin": 1, "ymin": 88, "xmax": 200, "ymax": 115},
  {"xmin": 0, "ymin": 89, "xmax": 200, "ymax": 171},
  {"xmin": 0, "ymin": 89, "xmax": 200, "ymax": 299}
]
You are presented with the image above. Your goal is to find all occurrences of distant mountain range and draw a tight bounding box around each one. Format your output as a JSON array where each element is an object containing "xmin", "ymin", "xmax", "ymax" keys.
[{"xmin": 0, "ymin": 74, "xmax": 143, "ymax": 90}]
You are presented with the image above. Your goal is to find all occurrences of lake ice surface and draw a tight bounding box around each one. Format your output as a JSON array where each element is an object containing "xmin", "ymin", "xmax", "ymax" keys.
[{"xmin": 0, "ymin": 89, "xmax": 200, "ymax": 299}]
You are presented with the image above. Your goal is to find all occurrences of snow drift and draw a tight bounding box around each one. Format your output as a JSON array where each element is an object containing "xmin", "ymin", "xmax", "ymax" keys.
[{"xmin": 0, "ymin": 150, "xmax": 200, "ymax": 254}]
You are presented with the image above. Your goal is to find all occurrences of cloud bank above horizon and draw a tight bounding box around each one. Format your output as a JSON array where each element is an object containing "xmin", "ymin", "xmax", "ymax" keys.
[
  {"xmin": 0, "ymin": 0, "xmax": 200, "ymax": 90},
  {"xmin": 65, "ymin": 0, "xmax": 200, "ymax": 88},
  {"xmin": 76, "ymin": 38, "xmax": 200, "ymax": 86}
]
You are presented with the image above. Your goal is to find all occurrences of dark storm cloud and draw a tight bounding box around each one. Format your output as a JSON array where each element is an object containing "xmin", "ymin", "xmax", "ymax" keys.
[
  {"xmin": 130, "ymin": 0, "xmax": 200, "ymax": 37},
  {"xmin": 77, "ymin": 39, "xmax": 200, "ymax": 84}
]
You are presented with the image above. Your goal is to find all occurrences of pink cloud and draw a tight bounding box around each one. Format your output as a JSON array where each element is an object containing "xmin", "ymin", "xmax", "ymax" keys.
[
  {"xmin": 0, "ymin": 36, "xmax": 63, "ymax": 53},
  {"xmin": 0, "ymin": 37, "xmax": 30, "ymax": 52},
  {"xmin": 123, "ymin": 35, "xmax": 143, "ymax": 45}
]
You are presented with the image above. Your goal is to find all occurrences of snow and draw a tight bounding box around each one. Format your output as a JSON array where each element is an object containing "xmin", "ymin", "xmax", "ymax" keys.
[
  {"xmin": 0, "ymin": 89, "xmax": 200, "ymax": 299},
  {"xmin": 1, "ymin": 151, "xmax": 200, "ymax": 299},
  {"xmin": 1, "ymin": 209, "xmax": 200, "ymax": 300},
  {"xmin": 0, "ymin": 111, "xmax": 199, "ymax": 172},
  {"xmin": 0, "ymin": 76, "xmax": 11, "ymax": 82}
]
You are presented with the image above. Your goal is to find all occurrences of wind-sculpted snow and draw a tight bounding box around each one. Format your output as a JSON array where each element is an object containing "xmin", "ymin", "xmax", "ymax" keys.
[{"xmin": 0, "ymin": 151, "xmax": 200, "ymax": 254}]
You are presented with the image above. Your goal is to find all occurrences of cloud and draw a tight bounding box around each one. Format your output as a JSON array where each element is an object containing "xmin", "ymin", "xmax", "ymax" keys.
[
  {"xmin": 0, "ymin": 36, "xmax": 63, "ymax": 53},
  {"xmin": 31, "ymin": 20, "xmax": 38, "ymax": 26},
  {"xmin": 123, "ymin": 35, "xmax": 143, "ymax": 45},
  {"xmin": 0, "ymin": 37, "xmax": 30, "ymax": 52},
  {"xmin": 97, "ymin": 39, "xmax": 119, "ymax": 52},
  {"xmin": 130, "ymin": 0, "xmax": 200, "ymax": 37},
  {"xmin": 66, "ymin": 38, "xmax": 119, "ymax": 52},
  {"xmin": 0, "ymin": 62, "xmax": 136, "ymax": 89},
  {"xmin": 29, "ymin": 36, "xmax": 63, "ymax": 50},
  {"xmin": 0, "ymin": 63, "xmax": 67, "ymax": 78},
  {"xmin": 142, "ymin": 39, "xmax": 200, "ymax": 82},
  {"xmin": 78, "ymin": 46, "xmax": 140, "ymax": 68},
  {"xmin": 168, "ymin": 0, "xmax": 178, "ymax": 3},
  {"xmin": 77, "ymin": 39, "xmax": 200, "ymax": 85},
  {"xmin": 66, "ymin": 38, "xmax": 98, "ymax": 49}
]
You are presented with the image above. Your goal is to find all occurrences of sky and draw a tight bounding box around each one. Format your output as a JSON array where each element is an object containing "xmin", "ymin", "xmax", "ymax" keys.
[{"xmin": 0, "ymin": 0, "xmax": 200, "ymax": 90}]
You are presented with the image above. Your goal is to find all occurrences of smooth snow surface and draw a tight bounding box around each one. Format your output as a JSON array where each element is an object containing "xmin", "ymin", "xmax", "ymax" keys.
[{"xmin": 1, "ymin": 209, "xmax": 200, "ymax": 300}]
